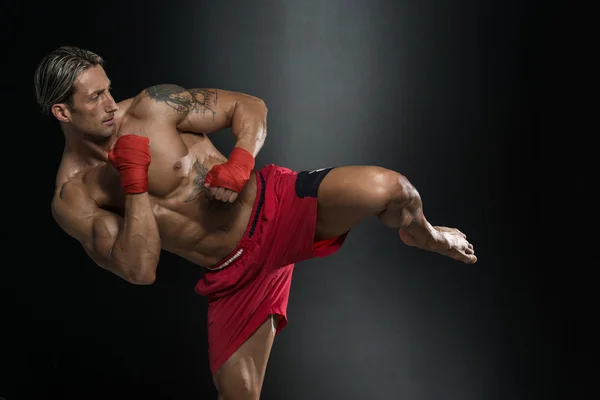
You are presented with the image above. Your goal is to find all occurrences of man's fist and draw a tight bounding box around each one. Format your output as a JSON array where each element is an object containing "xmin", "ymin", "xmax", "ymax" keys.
[
  {"xmin": 204, "ymin": 147, "xmax": 254, "ymax": 202},
  {"xmin": 108, "ymin": 135, "xmax": 151, "ymax": 194}
]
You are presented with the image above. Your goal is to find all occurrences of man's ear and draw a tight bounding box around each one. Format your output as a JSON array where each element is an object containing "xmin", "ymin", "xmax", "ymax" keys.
[{"xmin": 51, "ymin": 103, "xmax": 71, "ymax": 122}]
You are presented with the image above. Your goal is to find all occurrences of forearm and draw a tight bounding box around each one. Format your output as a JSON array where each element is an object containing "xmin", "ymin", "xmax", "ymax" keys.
[
  {"xmin": 111, "ymin": 193, "xmax": 161, "ymax": 281},
  {"xmin": 230, "ymin": 96, "xmax": 268, "ymax": 157}
]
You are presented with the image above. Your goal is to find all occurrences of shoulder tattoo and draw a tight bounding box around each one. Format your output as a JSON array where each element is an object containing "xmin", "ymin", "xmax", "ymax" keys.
[{"xmin": 144, "ymin": 85, "xmax": 218, "ymax": 118}]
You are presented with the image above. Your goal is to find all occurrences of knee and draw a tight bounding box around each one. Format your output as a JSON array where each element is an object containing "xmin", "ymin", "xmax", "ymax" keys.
[
  {"xmin": 214, "ymin": 359, "xmax": 261, "ymax": 400},
  {"xmin": 368, "ymin": 169, "xmax": 415, "ymax": 210}
]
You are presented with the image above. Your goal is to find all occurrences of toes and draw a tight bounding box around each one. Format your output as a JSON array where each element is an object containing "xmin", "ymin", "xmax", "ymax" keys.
[
  {"xmin": 465, "ymin": 243, "xmax": 474, "ymax": 253},
  {"xmin": 456, "ymin": 251, "xmax": 477, "ymax": 264},
  {"xmin": 464, "ymin": 253, "xmax": 477, "ymax": 264}
]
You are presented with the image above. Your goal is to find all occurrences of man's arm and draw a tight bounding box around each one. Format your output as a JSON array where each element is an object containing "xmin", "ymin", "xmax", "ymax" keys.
[
  {"xmin": 180, "ymin": 88, "xmax": 268, "ymax": 157},
  {"xmin": 139, "ymin": 85, "xmax": 266, "ymax": 202},
  {"xmin": 141, "ymin": 85, "xmax": 268, "ymax": 157},
  {"xmin": 51, "ymin": 181, "xmax": 161, "ymax": 284}
]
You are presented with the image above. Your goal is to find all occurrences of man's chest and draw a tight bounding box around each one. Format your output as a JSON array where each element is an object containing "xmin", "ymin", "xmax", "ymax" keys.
[{"xmin": 113, "ymin": 117, "xmax": 193, "ymax": 196}]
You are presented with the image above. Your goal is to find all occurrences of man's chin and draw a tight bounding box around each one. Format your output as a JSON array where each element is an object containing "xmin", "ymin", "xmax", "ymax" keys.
[
  {"xmin": 84, "ymin": 126, "xmax": 116, "ymax": 141},
  {"xmin": 99, "ymin": 125, "xmax": 117, "ymax": 137}
]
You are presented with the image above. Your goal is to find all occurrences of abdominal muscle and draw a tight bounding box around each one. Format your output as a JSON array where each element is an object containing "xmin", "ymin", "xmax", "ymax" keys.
[{"xmin": 146, "ymin": 134, "xmax": 257, "ymax": 269}]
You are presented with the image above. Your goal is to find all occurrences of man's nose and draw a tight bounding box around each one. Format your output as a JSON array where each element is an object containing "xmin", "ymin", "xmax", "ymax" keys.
[{"xmin": 105, "ymin": 92, "xmax": 119, "ymax": 112}]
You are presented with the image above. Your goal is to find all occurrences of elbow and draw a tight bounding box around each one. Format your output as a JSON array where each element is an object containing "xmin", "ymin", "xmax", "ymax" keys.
[
  {"xmin": 108, "ymin": 243, "xmax": 160, "ymax": 285},
  {"xmin": 123, "ymin": 260, "xmax": 158, "ymax": 285},
  {"xmin": 127, "ymin": 268, "xmax": 156, "ymax": 285},
  {"xmin": 245, "ymin": 95, "xmax": 267, "ymax": 114},
  {"xmin": 258, "ymin": 97, "xmax": 268, "ymax": 113}
]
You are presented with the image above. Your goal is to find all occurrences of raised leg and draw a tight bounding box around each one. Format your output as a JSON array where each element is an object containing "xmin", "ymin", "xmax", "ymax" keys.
[
  {"xmin": 213, "ymin": 315, "xmax": 280, "ymax": 400},
  {"xmin": 315, "ymin": 166, "xmax": 477, "ymax": 264}
]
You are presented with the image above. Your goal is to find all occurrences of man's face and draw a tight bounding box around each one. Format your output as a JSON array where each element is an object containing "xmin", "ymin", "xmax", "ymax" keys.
[{"xmin": 62, "ymin": 65, "xmax": 119, "ymax": 138}]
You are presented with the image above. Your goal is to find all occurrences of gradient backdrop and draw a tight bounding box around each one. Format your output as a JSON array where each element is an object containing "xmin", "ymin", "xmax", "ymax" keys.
[{"xmin": 1, "ymin": 0, "xmax": 552, "ymax": 399}]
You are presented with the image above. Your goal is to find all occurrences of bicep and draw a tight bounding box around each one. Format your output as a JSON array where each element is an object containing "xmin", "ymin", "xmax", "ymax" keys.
[
  {"xmin": 177, "ymin": 88, "xmax": 241, "ymax": 133},
  {"xmin": 140, "ymin": 84, "xmax": 260, "ymax": 134},
  {"xmin": 82, "ymin": 210, "xmax": 126, "ymax": 276},
  {"xmin": 52, "ymin": 191, "xmax": 129, "ymax": 281},
  {"xmin": 135, "ymin": 84, "xmax": 233, "ymax": 134}
]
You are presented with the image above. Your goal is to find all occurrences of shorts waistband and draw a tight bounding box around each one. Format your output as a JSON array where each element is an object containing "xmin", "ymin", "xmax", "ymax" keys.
[{"xmin": 205, "ymin": 170, "xmax": 266, "ymax": 272}]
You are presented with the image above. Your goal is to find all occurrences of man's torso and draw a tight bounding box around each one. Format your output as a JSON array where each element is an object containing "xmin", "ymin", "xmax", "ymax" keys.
[{"xmin": 54, "ymin": 95, "xmax": 257, "ymax": 268}]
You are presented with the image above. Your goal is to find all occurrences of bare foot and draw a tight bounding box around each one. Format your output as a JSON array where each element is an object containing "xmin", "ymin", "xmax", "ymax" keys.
[{"xmin": 400, "ymin": 226, "xmax": 477, "ymax": 264}]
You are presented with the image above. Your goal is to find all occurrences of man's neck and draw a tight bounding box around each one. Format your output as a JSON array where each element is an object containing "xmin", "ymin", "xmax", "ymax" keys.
[{"xmin": 62, "ymin": 125, "xmax": 116, "ymax": 165}]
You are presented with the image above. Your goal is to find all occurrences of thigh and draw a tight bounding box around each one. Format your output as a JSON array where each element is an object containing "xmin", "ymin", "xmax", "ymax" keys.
[
  {"xmin": 315, "ymin": 165, "xmax": 397, "ymax": 240},
  {"xmin": 213, "ymin": 315, "xmax": 280, "ymax": 400}
]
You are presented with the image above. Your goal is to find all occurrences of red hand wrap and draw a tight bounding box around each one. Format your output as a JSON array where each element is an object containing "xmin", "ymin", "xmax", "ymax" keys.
[
  {"xmin": 205, "ymin": 147, "xmax": 255, "ymax": 193},
  {"xmin": 108, "ymin": 135, "xmax": 151, "ymax": 194}
]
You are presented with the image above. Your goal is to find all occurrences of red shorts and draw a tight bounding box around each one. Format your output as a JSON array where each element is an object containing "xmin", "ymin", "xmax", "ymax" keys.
[{"xmin": 194, "ymin": 164, "xmax": 349, "ymax": 375}]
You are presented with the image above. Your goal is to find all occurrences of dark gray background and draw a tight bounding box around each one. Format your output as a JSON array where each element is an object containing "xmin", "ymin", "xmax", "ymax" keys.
[{"xmin": 0, "ymin": 0, "xmax": 570, "ymax": 399}]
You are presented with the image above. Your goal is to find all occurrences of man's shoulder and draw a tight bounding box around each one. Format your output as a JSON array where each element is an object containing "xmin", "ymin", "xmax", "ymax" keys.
[
  {"xmin": 52, "ymin": 177, "xmax": 96, "ymax": 221},
  {"xmin": 51, "ymin": 177, "xmax": 99, "ymax": 242},
  {"xmin": 125, "ymin": 84, "xmax": 193, "ymax": 119}
]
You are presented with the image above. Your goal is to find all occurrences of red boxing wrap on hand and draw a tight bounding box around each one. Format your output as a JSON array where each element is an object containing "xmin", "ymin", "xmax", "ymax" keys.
[
  {"xmin": 205, "ymin": 147, "xmax": 255, "ymax": 193},
  {"xmin": 108, "ymin": 135, "xmax": 151, "ymax": 194}
]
